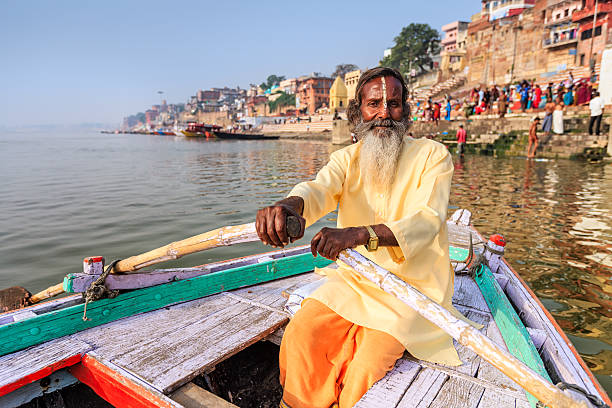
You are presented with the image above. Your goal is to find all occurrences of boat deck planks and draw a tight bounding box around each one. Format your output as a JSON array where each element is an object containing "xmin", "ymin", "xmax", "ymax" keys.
[{"xmin": 2, "ymin": 220, "xmax": 608, "ymax": 407}]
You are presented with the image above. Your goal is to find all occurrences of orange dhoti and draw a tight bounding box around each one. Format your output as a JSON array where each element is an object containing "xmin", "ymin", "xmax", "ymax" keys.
[{"xmin": 279, "ymin": 298, "xmax": 405, "ymax": 408}]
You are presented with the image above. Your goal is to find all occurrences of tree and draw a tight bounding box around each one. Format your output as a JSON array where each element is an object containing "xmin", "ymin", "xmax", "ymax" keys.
[
  {"xmin": 260, "ymin": 75, "xmax": 286, "ymax": 91},
  {"xmin": 331, "ymin": 64, "xmax": 359, "ymax": 79},
  {"xmin": 268, "ymin": 92, "xmax": 296, "ymax": 112},
  {"xmin": 380, "ymin": 23, "xmax": 440, "ymax": 75}
]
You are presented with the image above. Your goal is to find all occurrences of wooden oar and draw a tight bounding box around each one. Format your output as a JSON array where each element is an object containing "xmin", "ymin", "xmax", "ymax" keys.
[
  {"xmin": 113, "ymin": 216, "xmax": 300, "ymax": 273},
  {"xmin": 337, "ymin": 248, "xmax": 588, "ymax": 408},
  {"xmin": 0, "ymin": 217, "xmax": 301, "ymax": 310}
]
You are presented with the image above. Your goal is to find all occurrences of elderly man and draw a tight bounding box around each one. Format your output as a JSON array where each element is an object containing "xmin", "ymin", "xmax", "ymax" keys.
[{"xmin": 256, "ymin": 67, "xmax": 464, "ymax": 408}]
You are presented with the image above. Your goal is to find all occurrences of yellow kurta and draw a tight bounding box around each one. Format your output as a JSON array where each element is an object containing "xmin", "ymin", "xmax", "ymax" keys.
[{"xmin": 288, "ymin": 137, "xmax": 465, "ymax": 366}]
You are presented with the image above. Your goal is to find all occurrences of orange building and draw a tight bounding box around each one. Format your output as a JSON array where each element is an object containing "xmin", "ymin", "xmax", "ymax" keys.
[
  {"xmin": 572, "ymin": 0, "xmax": 612, "ymax": 67},
  {"xmin": 296, "ymin": 76, "xmax": 333, "ymax": 114}
]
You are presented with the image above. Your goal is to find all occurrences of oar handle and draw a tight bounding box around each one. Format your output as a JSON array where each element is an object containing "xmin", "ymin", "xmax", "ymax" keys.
[{"xmin": 337, "ymin": 248, "xmax": 588, "ymax": 408}]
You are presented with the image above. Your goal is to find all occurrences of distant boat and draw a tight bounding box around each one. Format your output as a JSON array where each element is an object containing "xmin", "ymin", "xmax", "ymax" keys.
[
  {"xmin": 213, "ymin": 130, "xmax": 279, "ymax": 140},
  {"xmin": 180, "ymin": 123, "xmax": 220, "ymax": 138}
]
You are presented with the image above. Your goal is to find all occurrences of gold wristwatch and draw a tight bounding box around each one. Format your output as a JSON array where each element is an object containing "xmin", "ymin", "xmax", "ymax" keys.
[{"xmin": 364, "ymin": 225, "xmax": 379, "ymax": 252}]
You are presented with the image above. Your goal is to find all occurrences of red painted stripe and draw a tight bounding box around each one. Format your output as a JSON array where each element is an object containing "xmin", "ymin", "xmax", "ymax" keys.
[
  {"xmin": 69, "ymin": 354, "xmax": 177, "ymax": 408},
  {"xmin": 473, "ymin": 227, "xmax": 612, "ymax": 405},
  {"xmin": 0, "ymin": 354, "xmax": 82, "ymax": 397}
]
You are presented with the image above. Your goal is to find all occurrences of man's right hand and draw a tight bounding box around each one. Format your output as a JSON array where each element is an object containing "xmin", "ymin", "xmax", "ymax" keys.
[{"xmin": 256, "ymin": 196, "xmax": 306, "ymax": 248}]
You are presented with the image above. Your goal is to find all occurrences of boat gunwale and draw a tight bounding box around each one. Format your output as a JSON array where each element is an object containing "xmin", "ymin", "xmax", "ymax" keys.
[{"xmin": 470, "ymin": 225, "xmax": 612, "ymax": 406}]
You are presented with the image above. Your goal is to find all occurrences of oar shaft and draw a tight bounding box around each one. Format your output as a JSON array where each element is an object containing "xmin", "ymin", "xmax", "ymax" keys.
[
  {"xmin": 337, "ymin": 249, "xmax": 587, "ymax": 408},
  {"xmin": 29, "ymin": 283, "xmax": 64, "ymax": 304},
  {"xmin": 114, "ymin": 216, "xmax": 301, "ymax": 273},
  {"xmin": 114, "ymin": 223, "xmax": 258, "ymax": 273}
]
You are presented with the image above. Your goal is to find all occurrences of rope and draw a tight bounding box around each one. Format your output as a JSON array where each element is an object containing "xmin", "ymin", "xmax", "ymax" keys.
[{"xmin": 82, "ymin": 259, "xmax": 121, "ymax": 321}]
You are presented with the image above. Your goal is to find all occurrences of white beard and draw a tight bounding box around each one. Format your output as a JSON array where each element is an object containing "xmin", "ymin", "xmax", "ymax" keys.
[{"xmin": 359, "ymin": 130, "xmax": 404, "ymax": 192}]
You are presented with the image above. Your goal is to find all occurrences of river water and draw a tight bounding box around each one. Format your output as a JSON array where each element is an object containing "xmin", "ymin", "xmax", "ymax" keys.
[{"xmin": 1, "ymin": 131, "xmax": 611, "ymax": 394}]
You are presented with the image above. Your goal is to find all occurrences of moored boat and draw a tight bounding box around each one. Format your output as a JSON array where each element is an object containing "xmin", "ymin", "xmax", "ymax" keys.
[
  {"xmin": 213, "ymin": 130, "xmax": 279, "ymax": 140},
  {"xmin": 0, "ymin": 210, "xmax": 609, "ymax": 408},
  {"xmin": 180, "ymin": 123, "xmax": 220, "ymax": 138}
]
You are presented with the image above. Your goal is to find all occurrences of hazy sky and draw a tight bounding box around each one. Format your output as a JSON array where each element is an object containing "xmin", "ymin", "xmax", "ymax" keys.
[{"xmin": 0, "ymin": 1, "xmax": 478, "ymax": 127}]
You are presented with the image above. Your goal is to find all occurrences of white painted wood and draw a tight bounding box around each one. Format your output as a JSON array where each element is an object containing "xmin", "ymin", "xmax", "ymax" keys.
[
  {"xmin": 108, "ymin": 296, "xmax": 288, "ymax": 393},
  {"xmin": 429, "ymin": 376, "xmax": 485, "ymax": 408},
  {"xmin": 470, "ymin": 225, "xmax": 605, "ymax": 401},
  {"xmin": 396, "ymin": 368, "xmax": 449, "ymax": 408},
  {"xmin": 501, "ymin": 265, "xmax": 595, "ymax": 393},
  {"xmin": 526, "ymin": 327, "xmax": 548, "ymax": 351},
  {"xmin": 0, "ymin": 337, "xmax": 91, "ymax": 390},
  {"xmin": 355, "ymin": 358, "xmax": 421, "ymax": 407},
  {"xmin": 453, "ymin": 275, "xmax": 490, "ymax": 313},
  {"xmin": 0, "ymin": 368, "xmax": 77, "ymax": 408}
]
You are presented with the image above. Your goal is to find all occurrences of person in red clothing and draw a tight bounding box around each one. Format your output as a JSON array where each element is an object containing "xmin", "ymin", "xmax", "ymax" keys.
[
  {"xmin": 433, "ymin": 102, "xmax": 441, "ymax": 126},
  {"xmin": 456, "ymin": 124, "xmax": 467, "ymax": 156},
  {"xmin": 533, "ymin": 85, "xmax": 542, "ymax": 110}
]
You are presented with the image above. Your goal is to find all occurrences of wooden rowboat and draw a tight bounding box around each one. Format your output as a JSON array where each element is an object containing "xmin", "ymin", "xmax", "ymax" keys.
[
  {"xmin": 213, "ymin": 130, "xmax": 280, "ymax": 140},
  {"xmin": 0, "ymin": 211, "xmax": 609, "ymax": 408}
]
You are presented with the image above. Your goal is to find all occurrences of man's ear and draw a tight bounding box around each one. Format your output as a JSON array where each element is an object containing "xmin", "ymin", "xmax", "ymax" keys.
[{"xmin": 347, "ymin": 99, "xmax": 361, "ymax": 132}]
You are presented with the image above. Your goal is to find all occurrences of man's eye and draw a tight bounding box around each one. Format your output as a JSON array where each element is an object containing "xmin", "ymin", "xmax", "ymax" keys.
[
  {"xmin": 389, "ymin": 102, "xmax": 399, "ymax": 107},
  {"xmin": 368, "ymin": 101, "xmax": 378, "ymax": 107}
]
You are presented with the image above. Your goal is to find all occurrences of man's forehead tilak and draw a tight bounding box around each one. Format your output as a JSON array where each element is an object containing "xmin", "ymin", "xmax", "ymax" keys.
[{"xmin": 381, "ymin": 76, "xmax": 387, "ymax": 110}]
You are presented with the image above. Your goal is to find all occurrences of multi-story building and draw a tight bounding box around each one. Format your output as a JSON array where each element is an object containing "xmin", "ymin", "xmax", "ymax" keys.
[
  {"xmin": 197, "ymin": 90, "xmax": 220, "ymax": 104},
  {"xmin": 484, "ymin": 0, "xmax": 536, "ymax": 20},
  {"xmin": 542, "ymin": 0, "xmax": 582, "ymax": 71},
  {"xmin": 441, "ymin": 21, "xmax": 470, "ymax": 52},
  {"xmin": 144, "ymin": 109, "xmax": 158, "ymax": 125},
  {"xmin": 344, "ymin": 70, "xmax": 361, "ymax": 101},
  {"xmin": 466, "ymin": 0, "xmax": 548, "ymax": 84},
  {"xmin": 441, "ymin": 21, "xmax": 470, "ymax": 74},
  {"xmin": 279, "ymin": 78, "xmax": 298, "ymax": 94},
  {"xmin": 572, "ymin": 0, "xmax": 612, "ymax": 67},
  {"xmin": 296, "ymin": 75, "xmax": 333, "ymax": 114}
]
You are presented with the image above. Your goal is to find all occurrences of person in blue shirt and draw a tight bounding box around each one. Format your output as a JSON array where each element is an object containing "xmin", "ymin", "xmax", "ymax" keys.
[{"xmin": 520, "ymin": 83, "xmax": 530, "ymax": 112}]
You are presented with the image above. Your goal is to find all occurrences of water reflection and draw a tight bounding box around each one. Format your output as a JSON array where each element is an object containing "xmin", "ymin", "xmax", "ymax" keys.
[
  {"xmin": 0, "ymin": 132, "xmax": 609, "ymax": 393},
  {"xmin": 449, "ymin": 155, "xmax": 611, "ymax": 390}
]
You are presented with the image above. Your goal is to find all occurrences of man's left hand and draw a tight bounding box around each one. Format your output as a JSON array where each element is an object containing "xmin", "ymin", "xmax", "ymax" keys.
[{"xmin": 311, "ymin": 227, "xmax": 367, "ymax": 261}]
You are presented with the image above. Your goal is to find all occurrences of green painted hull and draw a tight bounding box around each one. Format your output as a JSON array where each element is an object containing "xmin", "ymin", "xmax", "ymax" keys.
[{"xmin": 0, "ymin": 251, "xmax": 332, "ymax": 357}]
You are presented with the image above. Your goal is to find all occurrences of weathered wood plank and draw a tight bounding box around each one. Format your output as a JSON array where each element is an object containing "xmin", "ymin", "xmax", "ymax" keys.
[
  {"xmin": 428, "ymin": 376, "xmax": 485, "ymax": 408},
  {"xmin": 477, "ymin": 322, "xmax": 529, "ymax": 407},
  {"xmin": 355, "ymin": 358, "xmax": 421, "ymax": 407},
  {"xmin": 452, "ymin": 275, "xmax": 490, "ymax": 313},
  {"xmin": 110, "ymin": 297, "xmax": 288, "ymax": 393},
  {"xmin": 69, "ymin": 353, "xmax": 183, "ymax": 408},
  {"xmin": 0, "ymin": 368, "xmax": 78, "ymax": 408},
  {"xmin": 0, "ymin": 337, "xmax": 91, "ymax": 396},
  {"xmin": 0, "ymin": 251, "xmax": 331, "ymax": 357},
  {"xmin": 170, "ymin": 382, "xmax": 237, "ymax": 408},
  {"xmin": 396, "ymin": 368, "xmax": 449, "ymax": 408}
]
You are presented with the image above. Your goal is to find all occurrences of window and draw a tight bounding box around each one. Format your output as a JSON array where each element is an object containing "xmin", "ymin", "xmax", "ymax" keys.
[
  {"xmin": 581, "ymin": 28, "xmax": 592, "ymax": 40},
  {"xmin": 339, "ymin": 101, "xmax": 343, "ymax": 107},
  {"xmin": 580, "ymin": 53, "xmax": 585, "ymax": 65},
  {"xmin": 595, "ymin": 25, "xmax": 602, "ymax": 36},
  {"xmin": 564, "ymin": 9, "xmax": 569, "ymax": 16}
]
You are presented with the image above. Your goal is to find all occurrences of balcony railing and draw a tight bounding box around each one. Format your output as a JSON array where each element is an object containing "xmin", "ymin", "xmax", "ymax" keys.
[{"xmin": 542, "ymin": 36, "xmax": 578, "ymax": 48}]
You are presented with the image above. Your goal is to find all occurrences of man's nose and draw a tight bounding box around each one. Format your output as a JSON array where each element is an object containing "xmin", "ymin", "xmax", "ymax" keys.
[{"xmin": 377, "ymin": 105, "xmax": 390, "ymax": 119}]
